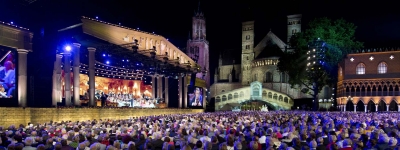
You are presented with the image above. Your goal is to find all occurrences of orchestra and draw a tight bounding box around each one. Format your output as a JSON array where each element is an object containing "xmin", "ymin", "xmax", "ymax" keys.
[{"xmin": 94, "ymin": 90, "xmax": 159, "ymax": 108}]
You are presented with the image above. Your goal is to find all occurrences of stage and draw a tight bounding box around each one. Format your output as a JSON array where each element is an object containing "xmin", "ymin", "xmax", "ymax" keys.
[{"xmin": 0, "ymin": 107, "xmax": 203, "ymax": 127}]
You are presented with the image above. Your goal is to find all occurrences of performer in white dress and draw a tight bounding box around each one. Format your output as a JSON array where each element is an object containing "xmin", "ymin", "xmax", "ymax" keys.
[{"xmin": 148, "ymin": 99, "xmax": 155, "ymax": 108}]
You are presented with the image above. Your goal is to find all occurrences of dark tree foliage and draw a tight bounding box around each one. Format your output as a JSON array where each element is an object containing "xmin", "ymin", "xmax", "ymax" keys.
[{"xmin": 278, "ymin": 17, "xmax": 363, "ymax": 108}]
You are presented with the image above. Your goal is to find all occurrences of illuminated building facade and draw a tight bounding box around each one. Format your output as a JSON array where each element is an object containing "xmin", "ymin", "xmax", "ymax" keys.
[{"xmin": 337, "ymin": 49, "xmax": 400, "ymax": 112}]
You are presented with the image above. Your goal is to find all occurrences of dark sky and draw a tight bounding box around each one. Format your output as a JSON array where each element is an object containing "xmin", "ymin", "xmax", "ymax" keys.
[{"xmin": 0, "ymin": 0, "xmax": 399, "ymax": 105}]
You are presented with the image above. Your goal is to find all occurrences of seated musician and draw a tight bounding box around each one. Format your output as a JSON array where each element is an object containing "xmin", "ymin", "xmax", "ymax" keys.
[{"xmin": 0, "ymin": 61, "xmax": 15, "ymax": 97}]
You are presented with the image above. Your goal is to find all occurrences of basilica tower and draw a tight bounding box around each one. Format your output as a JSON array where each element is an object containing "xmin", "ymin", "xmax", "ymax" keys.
[
  {"xmin": 287, "ymin": 14, "xmax": 302, "ymax": 45},
  {"xmin": 241, "ymin": 21, "xmax": 255, "ymax": 85},
  {"xmin": 187, "ymin": 2, "xmax": 210, "ymax": 87}
]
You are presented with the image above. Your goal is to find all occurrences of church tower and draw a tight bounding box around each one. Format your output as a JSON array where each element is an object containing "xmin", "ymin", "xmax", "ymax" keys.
[
  {"xmin": 187, "ymin": 2, "xmax": 210, "ymax": 87},
  {"xmin": 287, "ymin": 14, "xmax": 302, "ymax": 44},
  {"xmin": 241, "ymin": 21, "xmax": 255, "ymax": 85}
]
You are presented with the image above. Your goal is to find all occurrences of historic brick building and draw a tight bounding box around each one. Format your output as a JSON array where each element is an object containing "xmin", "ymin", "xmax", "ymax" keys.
[
  {"xmin": 210, "ymin": 14, "xmax": 315, "ymax": 111},
  {"xmin": 337, "ymin": 49, "xmax": 400, "ymax": 112}
]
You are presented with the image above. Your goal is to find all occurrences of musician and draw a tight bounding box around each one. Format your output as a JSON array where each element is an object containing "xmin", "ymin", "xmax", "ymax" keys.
[
  {"xmin": 0, "ymin": 61, "xmax": 15, "ymax": 97},
  {"xmin": 190, "ymin": 88, "xmax": 203, "ymax": 106},
  {"xmin": 100, "ymin": 93, "xmax": 107, "ymax": 107}
]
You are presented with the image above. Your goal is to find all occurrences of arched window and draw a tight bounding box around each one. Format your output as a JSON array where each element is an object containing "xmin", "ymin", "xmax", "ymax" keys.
[
  {"xmin": 216, "ymin": 96, "xmax": 221, "ymax": 102},
  {"xmin": 265, "ymin": 72, "xmax": 273, "ymax": 82},
  {"xmin": 377, "ymin": 62, "xmax": 387, "ymax": 74},
  {"xmin": 356, "ymin": 63, "xmax": 365, "ymax": 75},
  {"xmin": 339, "ymin": 66, "xmax": 343, "ymax": 76},
  {"xmin": 222, "ymin": 95, "xmax": 227, "ymax": 101},
  {"xmin": 228, "ymin": 94, "xmax": 233, "ymax": 100},
  {"xmin": 253, "ymin": 74, "xmax": 257, "ymax": 81}
]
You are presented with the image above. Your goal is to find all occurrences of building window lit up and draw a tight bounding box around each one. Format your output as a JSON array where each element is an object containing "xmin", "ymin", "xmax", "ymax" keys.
[
  {"xmin": 377, "ymin": 62, "xmax": 387, "ymax": 74},
  {"xmin": 356, "ymin": 63, "xmax": 365, "ymax": 74}
]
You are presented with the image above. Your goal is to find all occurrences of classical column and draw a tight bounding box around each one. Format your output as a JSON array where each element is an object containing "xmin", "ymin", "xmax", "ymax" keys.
[
  {"xmin": 17, "ymin": 49, "xmax": 29, "ymax": 107},
  {"xmin": 52, "ymin": 54, "xmax": 63, "ymax": 106},
  {"xmin": 375, "ymin": 104, "xmax": 378, "ymax": 112},
  {"xmin": 88, "ymin": 47, "xmax": 96, "ymax": 106},
  {"xmin": 398, "ymin": 105, "xmax": 400, "ymax": 112},
  {"xmin": 164, "ymin": 76, "xmax": 169, "ymax": 107},
  {"xmin": 158, "ymin": 76, "xmax": 163, "ymax": 99},
  {"xmin": 203, "ymin": 88, "xmax": 207, "ymax": 109},
  {"xmin": 343, "ymin": 105, "xmax": 346, "ymax": 112},
  {"xmin": 52, "ymin": 60, "xmax": 57, "ymax": 106},
  {"xmin": 73, "ymin": 43, "xmax": 81, "ymax": 106},
  {"xmin": 364, "ymin": 105, "xmax": 367, "ymax": 113},
  {"xmin": 55, "ymin": 54, "xmax": 63, "ymax": 104},
  {"xmin": 152, "ymin": 76, "xmax": 156, "ymax": 98},
  {"xmin": 386, "ymin": 105, "xmax": 389, "ymax": 111},
  {"xmin": 178, "ymin": 76, "xmax": 182, "ymax": 108},
  {"xmin": 354, "ymin": 105, "xmax": 356, "ymax": 112},
  {"xmin": 183, "ymin": 75, "xmax": 188, "ymax": 108},
  {"xmin": 64, "ymin": 51, "xmax": 72, "ymax": 106}
]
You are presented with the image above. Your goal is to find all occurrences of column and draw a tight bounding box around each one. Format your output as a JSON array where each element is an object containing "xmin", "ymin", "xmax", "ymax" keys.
[
  {"xmin": 364, "ymin": 105, "xmax": 367, "ymax": 113},
  {"xmin": 354, "ymin": 105, "xmax": 356, "ymax": 112},
  {"xmin": 178, "ymin": 76, "xmax": 182, "ymax": 108},
  {"xmin": 73, "ymin": 43, "xmax": 81, "ymax": 106},
  {"xmin": 343, "ymin": 105, "xmax": 346, "ymax": 112},
  {"xmin": 183, "ymin": 75, "xmax": 188, "ymax": 108},
  {"xmin": 64, "ymin": 51, "xmax": 72, "ymax": 106},
  {"xmin": 157, "ymin": 76, "xmax": 163, "ymax": 99},
  {"xmin": 52, "ymin": 60, "xmax": 57, "ymax": 106},
  {"xmin": 88, "ymin": 47, "xmax": 96, "ymax": 106},
  {"xmin": 375, "ymin": 104, "xmax": 378, "ymax": 112},
  {"xmin": 164, "ymin": 77, "xmax": 169, "ymax": 107},
  {"xmin": 52, "ymin": 54, "xmax": 63, "ymax": 106},
  {"xmin": 398, "ymin": 105, "xmax": 400, "ymax": 112},
  {"xmin": 386, "ymin": 105, "xmax": 389, "ymax": 111},
  {"xmin": 203, "ymin": 88, "xmax": 206, "ymax": 109},
  {"xmin": 17, "ymin": 49, "xmax": 29, "ymax": 107},
  {"xmin": 152, "ymin": 76, "xmax": 156, "ymax": 98}
]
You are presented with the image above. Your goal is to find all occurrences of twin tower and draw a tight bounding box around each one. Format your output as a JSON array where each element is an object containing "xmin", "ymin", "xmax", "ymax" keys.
[{"xmin": 240, "ymin": 14, "xmax": 302, "ymax": 85}]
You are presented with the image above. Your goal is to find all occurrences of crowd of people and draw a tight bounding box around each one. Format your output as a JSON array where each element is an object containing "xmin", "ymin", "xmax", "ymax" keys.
[{"xmin": 1, "ymin": 111, "xmax": 400, "ymax": 150}]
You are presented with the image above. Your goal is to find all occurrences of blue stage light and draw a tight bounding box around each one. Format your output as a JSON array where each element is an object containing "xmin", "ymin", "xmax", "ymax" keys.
[
  {"xmin": 106, "ymin": 61, "xmax": 110, "ymax": 64},
  {"xmin": 65, "ymin": 45, "xmax": 71, "ymax": 51},
  {"xmin": 103, "ymin": 54, "xmax": 106, "ymax": 57}
]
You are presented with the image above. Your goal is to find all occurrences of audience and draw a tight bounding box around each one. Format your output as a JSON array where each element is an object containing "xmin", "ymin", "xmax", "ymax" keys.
[{"xmin": 1, "ymin": 111, "xmax": 400, "ymax": 150}]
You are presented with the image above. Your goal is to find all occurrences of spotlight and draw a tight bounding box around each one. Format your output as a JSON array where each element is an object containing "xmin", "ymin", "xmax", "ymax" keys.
[
  {"xmin": 103, "ymin": 54, "xmax": 106, "ymax": 57},
  {"xmin": 65, "ymin": 45, "xmax": 71, "ymax": 51},
  {"xmin": 106, "ymin": 61, "xmax": 110, "ymax": 64}
]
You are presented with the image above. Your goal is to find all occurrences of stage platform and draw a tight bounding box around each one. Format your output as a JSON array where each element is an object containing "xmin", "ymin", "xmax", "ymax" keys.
[{"xmin": 0, "ymin": 108, "xmax": 203, "ymax": 127}]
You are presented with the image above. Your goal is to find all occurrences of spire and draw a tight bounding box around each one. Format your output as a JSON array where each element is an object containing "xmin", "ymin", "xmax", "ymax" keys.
[
  {"xmin": 197, "ymin": 0, "xmax": 201, "ymax": 13},
  {"xmin": 195, "ymin": 0, "xmax": 203, "ymax": 17}
]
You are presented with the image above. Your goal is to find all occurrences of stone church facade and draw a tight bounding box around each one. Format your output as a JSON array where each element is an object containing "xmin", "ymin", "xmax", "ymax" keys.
[
  {"xmin": 186, "ymin": 8, "xmax": 210, "ymax": 87},
  {"xmin": 210, "ymin": 14, "xmax": 312, "ymax": 110}
]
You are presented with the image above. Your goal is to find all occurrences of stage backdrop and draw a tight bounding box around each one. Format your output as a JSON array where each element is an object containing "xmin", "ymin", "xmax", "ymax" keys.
[{"xmin": 60, "ymin": 73, "xmax": 152, "ymax": 99}]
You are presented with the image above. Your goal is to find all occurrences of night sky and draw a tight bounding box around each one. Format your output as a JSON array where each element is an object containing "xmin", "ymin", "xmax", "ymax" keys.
[{"xmin": 0, "ymin": 0, "xmax": 399, "ymax": 106}]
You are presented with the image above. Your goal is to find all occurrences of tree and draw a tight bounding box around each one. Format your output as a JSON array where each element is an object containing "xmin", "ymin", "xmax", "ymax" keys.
[{"xmin": 278, "ymin": 17, "xmax": 363, "ymax": 111}]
